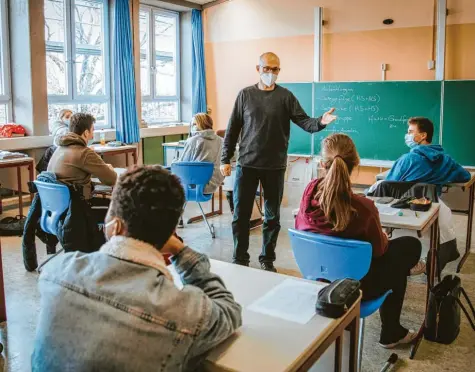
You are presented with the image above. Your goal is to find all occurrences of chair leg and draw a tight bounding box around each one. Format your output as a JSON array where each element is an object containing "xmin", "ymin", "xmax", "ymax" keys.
[
  {"xmin": 179, "ymin": 202, "xmax": 187, "ymax": 228},
  {"xmin": 358, "ymin": 318, "xmax": 365, "ymax": 372},
  {"xmin": 37, "ymin": 248, "xmax": 65, "ymax": 273},
  {"xmin": 197, "ymin": 202, "xmax": 215, "ymax": 238}
]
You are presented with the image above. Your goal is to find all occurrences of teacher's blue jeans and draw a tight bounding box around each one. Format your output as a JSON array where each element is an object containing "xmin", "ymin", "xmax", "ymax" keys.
[{"xmin": 232, "ymin": 165, "xmax": 285, "ymax": 264}]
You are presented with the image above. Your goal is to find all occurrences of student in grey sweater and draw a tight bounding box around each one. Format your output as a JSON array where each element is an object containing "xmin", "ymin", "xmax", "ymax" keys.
[
  {"xmin": 221, "ymin": 52, "xmax": 337, "ymax": 272},
  {"xmin": 49, "ymin": 109, "xmax": 73, "ymax": 146},
  {"xmin": 178, "ymin": 113, "xmax": 224, "ymax": 194}
]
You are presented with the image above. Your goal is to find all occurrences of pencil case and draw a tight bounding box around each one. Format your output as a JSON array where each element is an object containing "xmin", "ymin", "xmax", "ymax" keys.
[{"xmin": 316, "ymin": 278, "xmax": 361, "ymax": 318}]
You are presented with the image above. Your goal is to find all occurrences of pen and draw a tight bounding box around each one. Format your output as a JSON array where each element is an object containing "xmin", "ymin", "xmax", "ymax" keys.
[{"xmin": 415, "ymin": 211, "xmax": 419, "ymax": 218}]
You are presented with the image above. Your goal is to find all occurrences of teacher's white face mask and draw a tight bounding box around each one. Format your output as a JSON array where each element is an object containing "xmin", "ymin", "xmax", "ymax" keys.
[{"xmin": 260, "ymin": 72, "xmax": 278, "ymax": 87}]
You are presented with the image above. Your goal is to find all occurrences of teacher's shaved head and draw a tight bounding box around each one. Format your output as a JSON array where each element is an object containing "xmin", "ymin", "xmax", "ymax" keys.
[{"xmin": 259, "ymin": 52, "xmax": 280, "ymax": 66}]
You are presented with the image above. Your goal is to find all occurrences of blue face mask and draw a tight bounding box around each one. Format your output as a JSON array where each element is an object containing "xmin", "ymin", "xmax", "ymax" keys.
[
  {"xmin": 405, "ymin": 133, "xmax": 419, "ymax": 149},
  {"xmin": 88, "ymin": 138, "xmax": 94, "ymax": 146},
  {"xmin": 63, "ymin": 119, "xmax": 70, "ymax": 126}
]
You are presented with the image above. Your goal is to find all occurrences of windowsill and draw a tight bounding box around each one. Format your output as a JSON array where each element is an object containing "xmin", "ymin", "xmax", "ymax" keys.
[{"xmin": 0, "ymin": 123, "xmax": 190, "ymax": 151}]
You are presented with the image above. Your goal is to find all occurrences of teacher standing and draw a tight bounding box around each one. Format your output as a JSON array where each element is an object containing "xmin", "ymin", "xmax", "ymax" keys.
[{"xmin": 221, "ymin": 52, "xmax": 337, "ymax": 272}]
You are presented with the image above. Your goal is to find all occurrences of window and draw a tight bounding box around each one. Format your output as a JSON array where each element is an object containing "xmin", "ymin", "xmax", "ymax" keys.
[
  {"xmin": 44, "ymin": 0, "xmax": 110, "ymax": 127},
  {"xmin": 140, "ymin": 6, "xmax": 180, "ymax": 124},
  {"xmin": 0, "ymin": 0, "xmax": 11, "ymax": 124}
]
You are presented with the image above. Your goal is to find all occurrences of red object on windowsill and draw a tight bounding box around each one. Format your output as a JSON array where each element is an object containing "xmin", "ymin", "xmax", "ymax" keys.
[{"xmin": 0, "ymin": 124, "xmax": 26, "ymax": 138}]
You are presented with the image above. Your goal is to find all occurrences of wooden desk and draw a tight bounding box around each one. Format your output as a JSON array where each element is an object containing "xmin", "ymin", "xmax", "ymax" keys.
[
  {"xmin": 0, "ymin": 157, "xmax": 35, "ymax": 217},
  {"xmin": 371, "ymin": 198, "xmax": 440, "ymax": 359},
  {"xmin": 171, "ymin": 260, "xmax": 361, "ymax": 372},
  {"xmin": 91, "ymin": 144, "xmax": 138, "ymax": 167},
  {"xmin": 162, "ymin": 142, "xmax": 185, "ymax": 167},
  {"xmin": 375, "ymin": 171, "xmax": 475, "ymax": 273}
]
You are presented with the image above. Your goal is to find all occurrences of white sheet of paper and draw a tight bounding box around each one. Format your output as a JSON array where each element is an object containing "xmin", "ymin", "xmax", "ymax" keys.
[
  {"xmin": 247, "ymin": 279, "xmax": 324, "ymax": 324},
  {"xmin": 376, "ymin": 204, "xmax": 400, "ymax": 216}
]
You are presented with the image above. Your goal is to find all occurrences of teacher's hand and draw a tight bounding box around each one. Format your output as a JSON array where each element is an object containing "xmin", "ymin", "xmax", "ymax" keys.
[
  {"xmin": 321, "ymin": 108, "xmax": 337, "ymax": 125},
  {"xmin": 220, "ymin": 164, "xmax": 232, "ymax": 177}
]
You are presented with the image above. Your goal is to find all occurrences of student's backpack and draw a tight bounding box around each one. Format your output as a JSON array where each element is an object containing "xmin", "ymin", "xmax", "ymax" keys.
[
  {"xmin": 0, "ymin": 215, "xmax": 26, "ymax": 236},
  {"xmin": 424, "ymin": 275, "xmax": 475, "ymax": 344}
]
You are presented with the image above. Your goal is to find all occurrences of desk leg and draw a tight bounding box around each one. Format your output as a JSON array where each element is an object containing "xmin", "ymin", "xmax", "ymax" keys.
[
  {"xmin": 218, "ymin": 185, "xmax": 223, "ymax": 215},
  {"xmin": 334, "ymin": 335, "xmax": 343, "ymax": 372},
  {"xmin": 457, "ymin": 185, "xmax": 474, "ymax": 273},
  {"xmin": 125, "ymin": 152, "xmax": 129, "ymax": 168},
  {"xmin": 410, "ymin": 218, "xmax": 439, "ymax": 359},
  {"xmin": 17, "ymin": 166, "xmax": 24, "ymax": 217},
  {"xmin": 348, "ymin": 314, "xmax": 360, "ymax": 372},
  {"xmin": 28, "ymin": 162, "xmax": 34, "ymax": 202},
  {"xmin": 133, "ymin": 149, "xmax": 138, "ymax": 165},
  {"xmin": 0, "ymin": 240, "xmax": 6, "ymax": 322}
]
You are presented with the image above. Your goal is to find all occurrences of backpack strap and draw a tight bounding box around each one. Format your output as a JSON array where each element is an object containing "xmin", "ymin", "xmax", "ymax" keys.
[{"xmin": 455, "ymin": 287, "xmax": 475, "ymax": 331}]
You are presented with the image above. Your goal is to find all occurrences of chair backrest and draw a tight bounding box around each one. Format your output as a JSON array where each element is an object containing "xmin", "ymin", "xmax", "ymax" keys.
[
  {"xmin": 34, "ymin": 181, "xmax": 71, "ymax": 235},
  {"xmin": 171, "ymin": 161, "xmax": 214, "ymax": 202},
  {"xmin": 288, "ymin": 228, "xmax": 372, "ymax": 282}
]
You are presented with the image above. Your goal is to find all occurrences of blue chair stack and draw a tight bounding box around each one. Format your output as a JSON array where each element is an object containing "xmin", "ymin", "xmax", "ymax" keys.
[
  {"xmin": 288, "ymin": 228, "xmax": 392, "ymax": 372},
  {"xmin": 171, "ymin": 161, "xmax": 216, "ymax": 238},
  {"xmin": 34, "ymin": 181, "xmax": 70, "ymax": 270}
]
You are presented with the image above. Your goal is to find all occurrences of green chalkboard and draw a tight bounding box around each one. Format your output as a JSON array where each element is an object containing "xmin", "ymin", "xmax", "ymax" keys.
[
  {"xmin": 313, "ymin": 81, "xmax": 442, "ymax": 160},
  {"xmin": 442, "ymin": 80, "xmax": 475, "ymax": 166},
  {"xmin": 280, "ymin": 82, "xmax": 313, "ymax": 155}
]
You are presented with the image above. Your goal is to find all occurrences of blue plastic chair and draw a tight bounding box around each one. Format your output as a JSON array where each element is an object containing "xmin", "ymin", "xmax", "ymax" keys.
[
  {"xmin": 288, "ymin": 228, "xmax": 392, "ymax": 371},
  {"xmin": 34, "ymin": 181, "xmax": 70, "ymax": 270},
  {"xmin": 171, "ymin": 161, "xmax": 216, "ymax": 238}
]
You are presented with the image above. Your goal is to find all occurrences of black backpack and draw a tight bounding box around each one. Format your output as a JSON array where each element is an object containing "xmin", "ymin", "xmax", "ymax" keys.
[{"xmin": 424, "ymin": 275, "xmax": 475, "ymax": 344}]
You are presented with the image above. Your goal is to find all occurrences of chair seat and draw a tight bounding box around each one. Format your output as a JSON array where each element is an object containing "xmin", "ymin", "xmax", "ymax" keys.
[{"xmin": 360, "ymin": 290, "xmax": 392, "ymax": 318}]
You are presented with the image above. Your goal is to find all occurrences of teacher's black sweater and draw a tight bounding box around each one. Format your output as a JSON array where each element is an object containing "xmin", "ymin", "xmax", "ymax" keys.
[{"xmin": 221, "ymin": 84, "xmax": 325, "ymax": 170}]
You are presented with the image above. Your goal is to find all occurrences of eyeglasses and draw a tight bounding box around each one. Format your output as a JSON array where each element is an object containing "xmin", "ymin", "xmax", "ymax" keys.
[{"xmin": 260, "ymin": 65, "xmax": 281, "ymax": 73}]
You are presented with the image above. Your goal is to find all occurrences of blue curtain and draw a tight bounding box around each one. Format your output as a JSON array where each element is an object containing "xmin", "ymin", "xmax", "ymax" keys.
[
  {"xmin": 191, "ymin": 9, "xmax": 207, "ymax": 115},
  {"xmin": 114, "ymin": 0, "xmax": 140, "ymax": 144}
]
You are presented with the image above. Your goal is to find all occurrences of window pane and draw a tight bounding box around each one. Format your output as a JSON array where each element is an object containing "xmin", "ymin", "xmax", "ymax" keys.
[
  {"xmin": 45, "ymin": 0, "xmax": 66, "ymax": 44},
  {"xmin": 154, "ymin": 13, "xmax": 177, "ymax": 97},
  {"xmin": 75, "ymin": 54, "xmax": 104, "ymax": 95},
  {"xmin": 48, "ymin": 102, "xmax": 108, "ymax": 127},
  {"xmin": 0, "ymin": 104, "xmax": 7, "ymax": 124},
  {"xmin": 45, "ymin": 0, "xmax": 67, "ymax": 96},
  {"xmin": 142, "ymin": 101, "xmax": 178, "ymax": 124},
  {"xmin": 75, "ymin": 1, "xmax": 104, "ymax": 96},
  {"xmin": 139, "ymin": 10, "xmax": 150, "ymax": 96},
  {"xmin": 46, "ymin": 51, "xmax": 68, "ymax": 95}
]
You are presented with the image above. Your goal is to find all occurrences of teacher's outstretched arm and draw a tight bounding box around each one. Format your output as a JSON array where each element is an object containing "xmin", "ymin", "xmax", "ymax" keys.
[{"xmin": 288, "ymin": 92, "xmax": 337, "ymax": 133}]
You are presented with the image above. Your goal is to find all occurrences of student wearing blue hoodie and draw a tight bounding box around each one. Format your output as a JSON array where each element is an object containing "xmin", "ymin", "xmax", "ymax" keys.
[
  {"xmin": 386, "ymin": 117, "xmax": 470, "ymax": 188},
  {"xmin": 386, "ymin": 117, "xmax": 470, "ymax": 272}
]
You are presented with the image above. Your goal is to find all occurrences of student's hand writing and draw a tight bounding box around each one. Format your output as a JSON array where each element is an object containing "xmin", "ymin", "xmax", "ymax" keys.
[
  {"xmin": 220, "ymin": 164, "xmax": 232, "ymax": 177},
  {"xmin": 321, "ymin": 108, "xmax": 337, "ymax": 125},
  {"xmin": 161, "ymin": 234, "xmax": 185, "ymax": 256}
]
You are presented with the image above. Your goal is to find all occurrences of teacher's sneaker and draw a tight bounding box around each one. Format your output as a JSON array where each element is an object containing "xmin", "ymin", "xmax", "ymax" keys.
[
  {"xmin": 260, "ymin": 262, "xmax": 277, "ymax": 272},
  {"xmin": 410, "ymin": 259, "xmax": 426, "ymax": 276},
  {"xmin": 379, "ymin": 330, "xmax": 417, "ymax": 349}
]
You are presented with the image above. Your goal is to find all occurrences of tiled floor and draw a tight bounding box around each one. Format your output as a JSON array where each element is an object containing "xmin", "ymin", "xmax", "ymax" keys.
[{"xmin": 0, "ymin": 182, "xmax": 474, "ymax": 371}]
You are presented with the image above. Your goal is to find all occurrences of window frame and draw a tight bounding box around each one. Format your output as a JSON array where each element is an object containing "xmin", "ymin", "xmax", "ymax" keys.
[
  {"xmin": 45, "ymin": 0, "xmax": 111, "ymax": 127},
  {"xmin": 140, "ymin": 5, "xmax": 181, "ymax": 125},
  {"xmin": 0, "ymin": 0, "xmax": 12, "ymax": 123}
]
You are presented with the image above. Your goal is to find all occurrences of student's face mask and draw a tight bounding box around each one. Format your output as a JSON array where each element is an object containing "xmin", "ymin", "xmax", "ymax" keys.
[
  {"xmin": 405, "ymin": 133, "xmax": 419, "ymax": 149},
  {"xmin": 260, "ymin": 72, "xmax": 278, "ymax": 87},
  {"xmin": 190, "ymin": 124, "xmax": 198, "ymax": 136}
]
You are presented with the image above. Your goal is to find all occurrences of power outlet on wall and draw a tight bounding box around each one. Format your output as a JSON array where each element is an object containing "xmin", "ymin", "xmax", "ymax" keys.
[{"xmin": 428, "ymin": 60, "xmax": 435, "ymax": 70}]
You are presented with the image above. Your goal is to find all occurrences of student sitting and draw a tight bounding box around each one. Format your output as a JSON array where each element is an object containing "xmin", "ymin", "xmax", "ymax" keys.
[
  {"xmin": 385, "ymin": 117, "xmax": 470, "ymax": 270},
  {"xmin": 295, "ymin": 134, "xmax": 422, "ymax": 348},
  {"xmin": 32, "ymin": 165, "xmax": 242, "ymax": 371},
  {"xmin": 47, "ymin": 113, "xmax": 117, "ymax": 201},
  {"xmin": 386, "ymin": 117, "xmax": 470, "ymax": 188},
  {"xmin": 178, "ymin": 113, "xmax": 224, "ymax": 194},
  {"xmin": 49, "ymin": 109, "xmax": 73, "ymax": 146}
]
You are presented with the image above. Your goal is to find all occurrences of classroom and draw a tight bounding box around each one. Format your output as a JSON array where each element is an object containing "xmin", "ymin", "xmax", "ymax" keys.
[{"xmin": 0, "ymin": 0, "xmax": 474, "ymax": 371}]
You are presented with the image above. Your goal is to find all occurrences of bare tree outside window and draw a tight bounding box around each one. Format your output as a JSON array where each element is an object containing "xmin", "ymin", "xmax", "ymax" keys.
[
  {"xmin": 45, "ymin": 0, "xmax": 109, "ymax": 127},
  {"xmin": 140, "ymin": 7, "xmax": 180, "ymax": 125}
]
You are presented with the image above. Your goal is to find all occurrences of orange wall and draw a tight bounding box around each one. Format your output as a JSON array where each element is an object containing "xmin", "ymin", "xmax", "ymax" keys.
[{"xmin": 204, "ymin": 0, "xmax": 475, "ymax": 130}]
